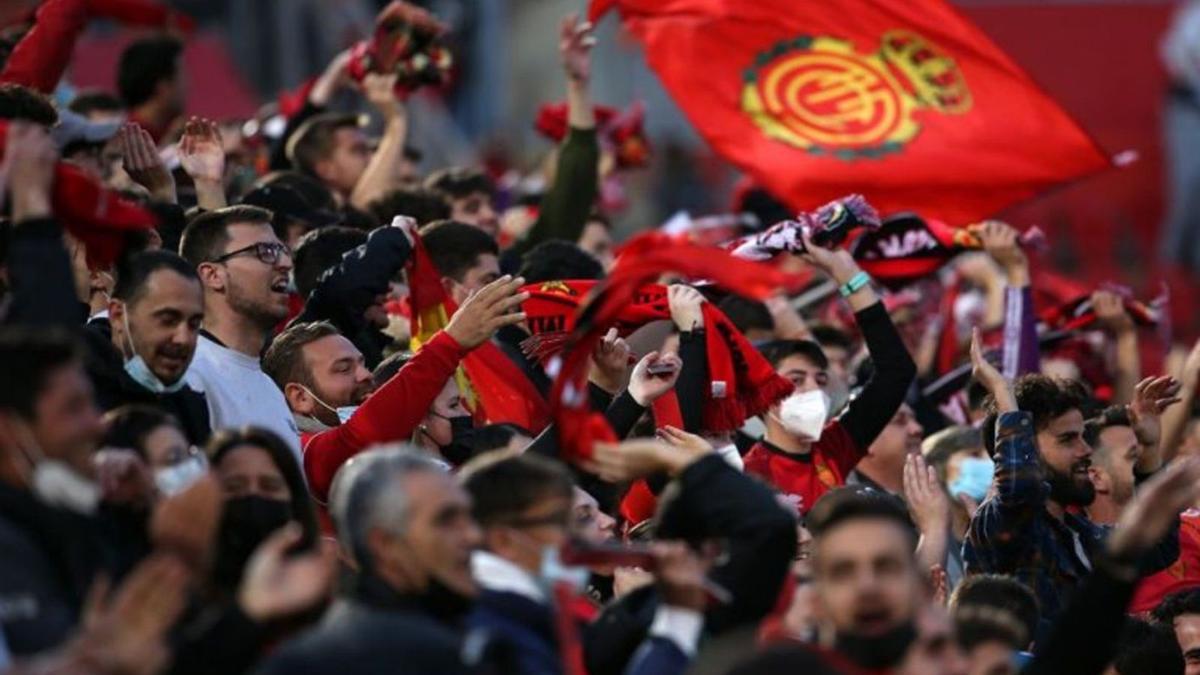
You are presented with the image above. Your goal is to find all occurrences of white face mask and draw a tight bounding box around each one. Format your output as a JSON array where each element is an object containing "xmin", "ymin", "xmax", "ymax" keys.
[
  {"xmin": 154, "ymin": 454, "xmax": 209, "ymax": 496},
  {"xmin": 33, "ymin": 460, "xmax": 101, "ymax": 515},
  {"xmin": 773, "ymin": 389, "xmax": 830, "ymax": 441},
  {"xmin": 300, "ymin": 386, "xmax": 358, "ymax": 425}
]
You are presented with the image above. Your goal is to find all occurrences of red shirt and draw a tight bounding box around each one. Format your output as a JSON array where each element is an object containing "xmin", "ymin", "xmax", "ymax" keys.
[
  {"xmin": 301, "ymin": 330, "xmax": 465, "ymax": 530},
  {"xmin": 742, "ymin": 421, "xmax": 863, "ymax": 514},
  {"xmin": 1129, "ymin": 510, "xmax": 1200, "ymax": 614}
]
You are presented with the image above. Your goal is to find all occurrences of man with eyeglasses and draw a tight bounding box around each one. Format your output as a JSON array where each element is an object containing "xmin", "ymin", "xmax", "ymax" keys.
[
  {"xmin": 742, "ymin": 235, "xmax": 916, "ymax": 516},
  {"xmin": 179, "ymin": 205, "xmax": 302, "ymax": 458},
  {"xmin": 459, "ymin": 451, "xmax": 709, "ymax": 675}
]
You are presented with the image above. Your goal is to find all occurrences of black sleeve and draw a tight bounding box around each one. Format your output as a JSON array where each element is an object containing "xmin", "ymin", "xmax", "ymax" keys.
[
  {"xmin": 837, "ymin": 302, "xmax": 917, "ymax": 450},
  {"xmin": 270, "ymin": 100, "xmax": 326, "ymax": 172},
  {"xmin": 292, "ymin": 226, "xmax": 412, "ymax": 338},
  {"xmin": 674, "ymin": 330, "xmax": 708, "ymax": 433},
  {"xmin": 525, "ymin": 390, "xmax": 646, "ymax": 459},
  {"xmin": 1022, "ymin": 557, "xmax": 1138, "ymax": 675},
  {"xmin": 4, "ymin": 218, "xmax": 81, "ymax": 327},
  {"xmin": 669, "ymin": 454, "xmax": 797, "ymax": 633}
]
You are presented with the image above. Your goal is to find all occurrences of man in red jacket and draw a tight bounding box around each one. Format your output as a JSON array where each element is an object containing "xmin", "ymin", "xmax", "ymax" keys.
[{"xmin": 262, "ymin": 274, "xmax": 529, "ymax": 512}]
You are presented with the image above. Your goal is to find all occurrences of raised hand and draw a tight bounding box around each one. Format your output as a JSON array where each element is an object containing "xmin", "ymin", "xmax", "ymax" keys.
[
  {"xmin": 590, "ymin": 327, "xmax": 632, "ymax": 394},
  {"xmin": 94, "ymin": 448, "xmax": 154, "ymax": 508},
  {"xmin": 667, "ymin": 284, "xmax": 705, "ymax": 332},
  {"xmin": 178, "ymin": 117, "xmax": 225, "ymax": 183},
  {"xmin": 584, "ymin": 439, "xmax": 673, "ymax": 483},
  {"xmin": 363, "ymin": 72, "xmax": 403, "ymax": 120},
  {"xmin": 1128, "ymin": 375, "xmax": 1183, "ymax": 449},
  {"xmin": 655, "ymin": 425, "xmax": 714, "ymax": 470},
  {"xmin": 560, "ymin": 14, "xmax": 596, "ymax": 84},
  {"xmin": 119, "ymin": 122, "xmax": 176, "ymax": 203},
  {"xmin": 76, "ymin": 554, "xmax": 190, "ymax": 675},
  {"xmin": 444, "ymin": 275, "xmax": 529, "ymax": 349},
  {"xmin": 628, "ymin": 351, "xmax": 682, "ymax": 406},
  {"xmin": 904, "ymin": 454, "xmax": 950, "ymax": 539},
  {"xmin": 4, "ymin": 120, "xmax": 57, "ymax": 220},
  {"xmin": 970, "ymin": 327, "xmax": 1015, "ymax": 412},
  {"xmin": 1108, "ymin": 458, "xmax": 1200, "ymax": 559},
  {"xmin": 150, "ymin": 474, "xmax": 221, "ymax": 574},
  {"xmin": 1093, "ymin": 290, "xmax": 1135, "ymax": 336},
  {"xmin": 238, "ymin": 523, "xmax": 338, "ymax": 621},
  {"xmin": 974, "ymin": 220, "xmax": 1028, "ymax": 284}
]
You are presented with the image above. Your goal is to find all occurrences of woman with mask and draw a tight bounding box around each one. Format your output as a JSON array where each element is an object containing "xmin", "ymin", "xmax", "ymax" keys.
[
  {"xmin": 101, "ymin": 405, "xmax": 208, "ymax": 496},
  {"xmin": 207, "ymin": 427, "xmax": 319, "ymax": 596}
]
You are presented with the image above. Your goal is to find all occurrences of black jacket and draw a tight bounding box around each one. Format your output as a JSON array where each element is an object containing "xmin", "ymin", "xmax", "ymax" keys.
[
  {"xmin": 291, "ymin": 226, "xmax": 413, "ymax": 370},
  {"xmin": 254, "ymin": 575, "xmax": 474, "ymax": 675},
  {"xmin": 1, "ymin": 217, "xmax": 80, "ymax": 326},
  {"xmin": 583, "ymin": 455, "xmax": 798, "ymax": 675},
  {"xmin": 82, "ymin": 322, "xmax": 212, "ymax": 446},
  {"xmin": 0, "ymin": 483, "xmax": 148, "ymax": 657}
]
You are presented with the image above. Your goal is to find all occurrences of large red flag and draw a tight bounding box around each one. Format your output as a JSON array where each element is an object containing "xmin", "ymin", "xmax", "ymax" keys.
[{"xmin": 590, "ymin": 0, "xmax": 1111, "ymax": 223}]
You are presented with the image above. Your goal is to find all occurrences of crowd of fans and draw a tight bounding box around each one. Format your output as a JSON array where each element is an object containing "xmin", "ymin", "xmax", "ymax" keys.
[{"xmin": 4, "ymin": 2, "xmax": 1200, "ymax": 674}]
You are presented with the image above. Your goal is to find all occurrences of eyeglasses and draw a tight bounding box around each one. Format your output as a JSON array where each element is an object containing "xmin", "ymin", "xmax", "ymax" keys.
[{"xmin": 210, "ymin": 242, "xmax": 291, "ymax": 266}]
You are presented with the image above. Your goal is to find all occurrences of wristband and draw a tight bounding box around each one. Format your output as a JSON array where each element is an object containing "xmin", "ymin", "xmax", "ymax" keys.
[{"xmin": 838, "ymin": 271, "xmax": 871, "ymax": 298}]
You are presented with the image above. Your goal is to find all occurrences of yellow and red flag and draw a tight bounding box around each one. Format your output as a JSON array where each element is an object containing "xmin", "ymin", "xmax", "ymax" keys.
[
  {"xmin": 590, "ymin": 0, "xmax": 1111, "ymax": 223},
  {"xmin": 408, "ymin": 236, "xmax": 551, "ymax": 432}
]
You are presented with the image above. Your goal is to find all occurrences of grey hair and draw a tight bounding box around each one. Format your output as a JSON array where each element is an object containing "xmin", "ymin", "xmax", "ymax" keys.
[{"xmin": 329, "ymin": 443, "xmax": 448, "ymax": 570}]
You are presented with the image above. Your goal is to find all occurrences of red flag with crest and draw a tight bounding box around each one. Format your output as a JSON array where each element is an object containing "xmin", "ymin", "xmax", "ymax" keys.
[{"xmin": 590, "ymin": 0, "xmax": 1111, "ymax": 223}]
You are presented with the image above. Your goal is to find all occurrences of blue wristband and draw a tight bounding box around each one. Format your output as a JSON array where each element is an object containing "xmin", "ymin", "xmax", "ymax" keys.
[{"xmin": 838, "ymin": 271, "xmax": 871, "ymax": 298}]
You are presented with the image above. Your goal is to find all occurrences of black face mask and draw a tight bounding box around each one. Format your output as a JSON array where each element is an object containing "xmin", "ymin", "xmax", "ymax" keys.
[
  {"xmin": 212, "ymin": 495, "xmax": 292, "ymax": 592},
  {"xmin": 436, "ymin": 415, "xmax": 478, "ymax": 466},
  {"xmin": 835, "ymin": 621, "xmax": 918, "ymax": 671}
]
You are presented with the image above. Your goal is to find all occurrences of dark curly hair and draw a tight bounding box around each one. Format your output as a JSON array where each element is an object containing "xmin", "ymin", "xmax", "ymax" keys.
[{"xmin": 982, "ymin": 374, "xmax": 1092, "ymax": 454}]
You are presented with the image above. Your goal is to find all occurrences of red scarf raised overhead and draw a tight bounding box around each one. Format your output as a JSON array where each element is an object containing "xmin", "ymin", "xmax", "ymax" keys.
[
  {"xmin": 545, "ymin": 232, "xmax": 801, "ymax": 462},
  {"xmin": 407, "ymin": 235, "xmax": 552, "ymax": 432},
  {"xmin": 850, "ymin": 214, "xmax": 1043, "ymax": 290},
  {"xmin": 0, "ymin": 121, "xmax": 158, "ymax": 268},
  {"xmin": 520, "ymin": 279, "xmax": 789, "ymax": 434}
]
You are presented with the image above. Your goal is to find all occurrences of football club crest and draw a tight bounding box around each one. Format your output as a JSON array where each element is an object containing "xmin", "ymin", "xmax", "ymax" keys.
[{"xmin": 741, "ymin": 30, "xmax": 971, "ymax": 159}]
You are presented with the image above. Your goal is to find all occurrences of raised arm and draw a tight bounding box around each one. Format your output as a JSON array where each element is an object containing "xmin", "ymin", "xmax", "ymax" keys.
[
  {"xmin": 799, "ymin": 231, "xmax": 916, "ymax": 450},
  {"xmin": 1163, "ymin": 338, "xmax": 1200, "ymax": 463},
  {"xmin": 292, "ymin": 218, "xmax": 415, "ymax": 342},
  {"xmin": 349, "ymin": 73, "xmax": 409, "ymax": 212},
  {"xmin": 2, "ymin": 122, "xmax": 80, "ymax": 327},
  {"xmin": 303, "ymin": 276, "xmax": 527, "ymax": 501},
  {"xmin": 1094, "ymin": 289, "xmax": 1140, "ymax": 406},
  {"xmin": 1127, "ymin": 375, "xmax": 1183, "ymax": 477},
  {"xmin": 507, "ymin": 15, "xmax": 600, "ymax": 258},
  {"xmin": 976, "ymin": 221, "xmax": 1038, "ymax": 379},
  {"xmin": 178, "ymin": 117, "xmax": 226, "ymax": 210}
]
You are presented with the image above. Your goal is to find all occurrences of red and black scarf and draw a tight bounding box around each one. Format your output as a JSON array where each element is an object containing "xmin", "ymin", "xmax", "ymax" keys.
[
  {"xmin": 851, "ymin": 214, "xmax": 1044, "ymax": 290},
  {"xmin": 543, "ymin": 231, "xmax": 802, "ymax": 461}
]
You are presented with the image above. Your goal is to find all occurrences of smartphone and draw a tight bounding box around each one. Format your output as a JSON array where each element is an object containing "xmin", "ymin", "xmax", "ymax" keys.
[{"xmin": 645, "ymin": 361, "xmax": 679, "ymax": 376}]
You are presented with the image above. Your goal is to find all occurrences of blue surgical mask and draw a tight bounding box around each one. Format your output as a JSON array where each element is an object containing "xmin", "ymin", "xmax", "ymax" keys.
[
  {"xmin": 121, "ymin": 305, "xmax": 187, "ymax": 394},
  {"xmin": 154, "ymin": 453, "xmax": 209, "ymax": 496},
  {"xmin": 949, "ymin": 456, "xmax": 994, "ymax": 502}
]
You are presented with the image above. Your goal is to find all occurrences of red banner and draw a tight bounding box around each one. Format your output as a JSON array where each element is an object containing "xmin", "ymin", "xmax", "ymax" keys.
[{"xmin": 591, "ymin": 0, "xmax": 1111, "ymax": 224}]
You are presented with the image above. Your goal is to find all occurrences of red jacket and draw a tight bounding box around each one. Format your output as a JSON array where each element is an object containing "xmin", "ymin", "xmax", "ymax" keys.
[
  {"xmin": 301, "ymin": 330, "xmax": 465, "ymax": 508},
  {"xmin": 1, "ymin": 0, "xmax": 191, "ymax": 94}
]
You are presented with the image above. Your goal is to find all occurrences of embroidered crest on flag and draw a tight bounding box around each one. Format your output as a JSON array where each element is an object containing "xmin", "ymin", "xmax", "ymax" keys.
[{"xmin": 741, "ymin": 30, "xmax": 972, "ymax": 159}]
